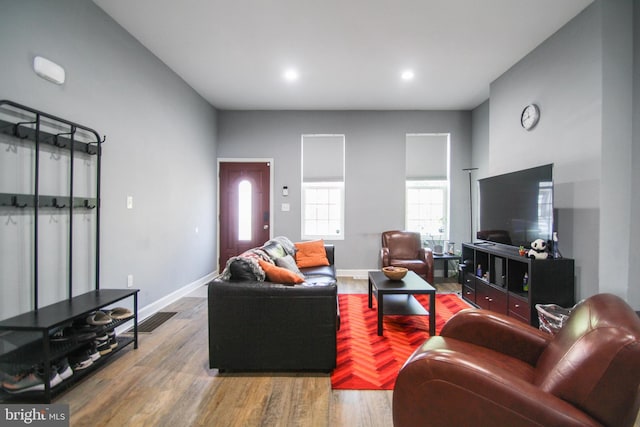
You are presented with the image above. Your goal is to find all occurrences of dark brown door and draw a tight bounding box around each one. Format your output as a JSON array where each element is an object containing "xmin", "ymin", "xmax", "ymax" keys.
[{"xmin": 218, "ymin": 161, "xmax": 271, "ymax": 271}]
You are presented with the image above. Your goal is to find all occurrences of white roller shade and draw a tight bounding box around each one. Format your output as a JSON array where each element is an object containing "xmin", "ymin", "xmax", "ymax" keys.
[
  {"xmin": 302, "ymin": 135, "xmax": 345, "ymax": 182},
  {"xmin": 406, "ymin": 134, "xmax": 448, "ymax": 180}
]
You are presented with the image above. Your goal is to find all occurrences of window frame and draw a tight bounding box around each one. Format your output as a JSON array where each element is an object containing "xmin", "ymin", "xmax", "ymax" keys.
[
  {"xmin": 301, "ymin": 134, "xmax": 345, "ymax": 241},
  {"xmin": 301, "ymin": 181, "xmax": 345, "ymax": 240},
  {"xmin": 405, "ymin": 179, "xmax": 449, "ymax": 242}
]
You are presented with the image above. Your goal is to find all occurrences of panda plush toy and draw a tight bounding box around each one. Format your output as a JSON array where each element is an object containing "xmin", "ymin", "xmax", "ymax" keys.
[{"xmin": 527, "ymin": 239, "xmax": 550, "ymax": 260}]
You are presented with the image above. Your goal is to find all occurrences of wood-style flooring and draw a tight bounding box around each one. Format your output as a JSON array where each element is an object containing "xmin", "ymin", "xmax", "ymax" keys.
[
  {"xmin": 50, "ymin": 277, "xmax": 398, "ymax": 426},
  {"xmin": 54, "ymin": 277, "xmax": 639, "ymax": 426},
  {"xmin": 55, "ymin": 277, "xmax": 457, "ymax": 426}
]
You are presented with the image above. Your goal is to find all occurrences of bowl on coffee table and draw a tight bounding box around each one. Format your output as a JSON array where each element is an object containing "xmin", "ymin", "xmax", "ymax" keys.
[{"xmin": 382, "ymin": 266, "xmax": 408, "ymax": 281}]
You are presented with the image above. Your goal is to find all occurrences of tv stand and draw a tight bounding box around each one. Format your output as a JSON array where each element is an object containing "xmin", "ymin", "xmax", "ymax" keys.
[{"xmin": 461, "ymin": 243, "xmax": 574, "ymax": 327}]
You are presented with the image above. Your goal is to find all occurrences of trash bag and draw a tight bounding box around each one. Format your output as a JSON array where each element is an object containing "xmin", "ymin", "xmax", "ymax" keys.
[{"xmin": 535, "ymin": 302, "xmax": 578, "ymax": 335}]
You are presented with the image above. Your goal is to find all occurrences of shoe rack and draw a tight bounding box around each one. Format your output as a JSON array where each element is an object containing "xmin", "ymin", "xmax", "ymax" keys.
[{"xmin": 0, "ymin": 100, "xmax": 139, "ymax": 403}]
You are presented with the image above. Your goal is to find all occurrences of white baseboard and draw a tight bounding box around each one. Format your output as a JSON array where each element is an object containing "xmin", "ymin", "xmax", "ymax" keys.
[
  {"xmin": 337, "ymin": 269, "xmax": 371, "ymax": 280},
  {"xmin": 116, "ymin": 271, "xmax": 217, "ymax": 334}
]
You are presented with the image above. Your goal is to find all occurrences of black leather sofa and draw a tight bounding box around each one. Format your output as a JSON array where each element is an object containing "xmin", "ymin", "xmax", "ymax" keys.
[{"xmin": 208, "ymin": 243, "xmax": 338, "ymax": 372}]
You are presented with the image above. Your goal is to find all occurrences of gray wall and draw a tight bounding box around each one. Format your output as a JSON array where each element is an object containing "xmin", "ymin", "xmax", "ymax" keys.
[
  {"xmin": 600, "ymin": 0, "xmax": 634, "ymax": 300},
  {"xmin": 0, "ymin": 0, "xmax": 218, "ymax": 318},
  {"xmin": 480, "ymin": 0, "xmax": 638, "ymax": 306},
  {"xmin": 217, "ymin": 110, "xmax": 472, "ymax": 271},
  {"xmin": 470, "ymin": 100, "xmax": 490, "ymax": 242},
  {"xmin": 630, "ymin": 0, "xmax": 640, "ymax": 306}
]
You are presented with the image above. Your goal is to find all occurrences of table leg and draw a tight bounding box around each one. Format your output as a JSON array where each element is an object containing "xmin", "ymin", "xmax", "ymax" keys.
[
  {"xmin": 378, "ymin": 294, "xmax": 384, "ymax": 336},
  {"xmin": 368, "ymin": 276, "xmax": 373, "ymax": 308},
  {"xmin": 443, "ymin": 260, "xmax": 449, "ymax": 278},
  {"xmin": 429, "ymin": 292, "xmax": 436, "ymax": 336}
]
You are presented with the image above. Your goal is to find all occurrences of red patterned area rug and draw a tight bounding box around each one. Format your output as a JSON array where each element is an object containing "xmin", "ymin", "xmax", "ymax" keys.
[{"xmin": 331, "ymin": 293, "xmax": 472, "ymax": 390}]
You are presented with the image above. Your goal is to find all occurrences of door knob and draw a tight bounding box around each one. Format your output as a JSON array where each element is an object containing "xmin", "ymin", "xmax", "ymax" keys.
[{"xmin": 263, "ymin": 225, "xmax": 269, "ymax": 229}]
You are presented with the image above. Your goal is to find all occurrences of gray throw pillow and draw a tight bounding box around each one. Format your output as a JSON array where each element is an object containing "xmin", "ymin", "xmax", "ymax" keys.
[{"xmin": 275, "ymin": 255, "xmax": 305, "ymax": 279}]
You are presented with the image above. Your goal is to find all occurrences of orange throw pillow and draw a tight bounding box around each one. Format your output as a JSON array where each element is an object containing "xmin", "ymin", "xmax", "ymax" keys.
[
  {"xmin": 294, "ymin": 240, "xmax": 330, "ymax": 268},
  {"xmin": 258, "ymin": 259, "xmax": 304, "ymax": 285}
]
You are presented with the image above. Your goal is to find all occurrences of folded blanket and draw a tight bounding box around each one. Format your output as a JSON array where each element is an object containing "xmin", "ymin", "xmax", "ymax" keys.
[{"xmin": 218, "ymin": 236, "xmax": 298, "ymax": 282}]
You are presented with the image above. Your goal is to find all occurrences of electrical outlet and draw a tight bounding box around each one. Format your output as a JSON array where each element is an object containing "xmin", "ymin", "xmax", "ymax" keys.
[{"xmin": 127, "ymin": 274, "xmax": 133, "ymax": 288}]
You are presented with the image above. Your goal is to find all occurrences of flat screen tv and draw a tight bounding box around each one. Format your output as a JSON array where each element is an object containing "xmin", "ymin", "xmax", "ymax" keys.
[{"xmin": 477, "ymin": 164, "xmax": 553, "ymax": 249}]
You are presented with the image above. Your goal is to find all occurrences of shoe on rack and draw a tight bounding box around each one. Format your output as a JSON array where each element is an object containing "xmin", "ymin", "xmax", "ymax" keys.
[
  {"xmin": 87, "ymin": 342, "xmax": 101, "ymax": 361},
  {"xmin": 68, "ymin": 350, "xmax": 93, "ymax": 371},
  {"xmin": 1, "ymin": 368, "xmax": 23, "ymax": 387},
  {"xmin": 95, "ymin": 336, "xmax": 112, "ymax": 355},
  {"xmin": 51, "ymin": 326, "xmax": 96, "ymax": 343},
  {"xmin": 106, "ymin": 307, "xmax": 133, "ymax": 320},
  {"xmin": 56, "ymin": 358, "xmax": 73, "ymax": 380},
  {"xmin": 48, "ymin": 364, "xmax": 63, "ymax": 388},
  {"xmin": 50, "ymin": 327, "xmax": 72, "ymax": 343},
  {"xmin": 1, "ymin": 368, "xmax": 17, "ymax": 383},
  {"xmin": 86, "ymin": 311, "xmax": 112, "ymax": 326},
  {"xmin": 107, "ymin": 329, "xmax": 118, "ymax": 349},
  {"xmin": 2, "ymin": 366, "xmax": 61, "ymax": 393}
]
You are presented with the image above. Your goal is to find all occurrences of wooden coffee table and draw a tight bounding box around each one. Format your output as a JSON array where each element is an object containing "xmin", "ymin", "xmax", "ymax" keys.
[{"xmin": 368, "ymin": 270, "xmax": 436, "ymax": 336}]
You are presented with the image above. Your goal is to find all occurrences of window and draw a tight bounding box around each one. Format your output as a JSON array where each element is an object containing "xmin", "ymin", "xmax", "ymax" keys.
[
  {"xmin": 301, "ymin": 135, "xmax": 345, "ymax": 240},
  {"xmin": 405, "ymin": 134, "xmax": 450, "ymax": 244},
  {"xmin": 238, "ymin": 180, "xmax": 252, "ymax": 241},
  {"xmin": 406, "ymin": 180, "xmax": 448, "ymax": 241},
  {"xmin": 302, "ymin": 182, "xmax": 344, "ymax": 238},
  {"xmin": 537, "ymin": 181, "xmax": 553, "ymax": 237}
]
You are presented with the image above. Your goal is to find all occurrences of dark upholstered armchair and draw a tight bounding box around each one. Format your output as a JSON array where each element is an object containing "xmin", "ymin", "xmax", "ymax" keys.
[
  {"xmin": 393, "ymin": 293, "xmax": 640, "ymax": 427},
  {"xmin": 380, "ymin": 230, "xmax": 434, "ymax": 284}
]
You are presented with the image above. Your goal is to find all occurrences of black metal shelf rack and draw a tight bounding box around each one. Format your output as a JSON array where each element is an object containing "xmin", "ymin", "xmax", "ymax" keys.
[
  {"xmin": 0, "ymin": 100, "xmax": 138, "ymax": 403},
  {"xmin": 0, "ymin": 289, "xmax": 139, "ymax": 402}
]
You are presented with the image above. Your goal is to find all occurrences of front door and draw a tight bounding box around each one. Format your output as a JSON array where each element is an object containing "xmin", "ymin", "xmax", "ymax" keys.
[{"xmin": 218, "ymin": 161, "xmax": 271, "ymax": 271}]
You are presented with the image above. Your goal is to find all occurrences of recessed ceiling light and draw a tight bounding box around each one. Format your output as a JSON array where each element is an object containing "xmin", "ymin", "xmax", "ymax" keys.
[
  {"xmin": 401, "ymin": 70, "xmax": 414, "ymax": 81},
  {"xmin": 283, "ymin": 68, "xmax": 299, "ymax": 82}
]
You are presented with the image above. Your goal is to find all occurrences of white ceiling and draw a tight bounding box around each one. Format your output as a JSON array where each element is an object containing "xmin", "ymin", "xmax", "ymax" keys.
[{"xmin": 93, "ymin": 0, "xmax": 593, "ymax": 111}]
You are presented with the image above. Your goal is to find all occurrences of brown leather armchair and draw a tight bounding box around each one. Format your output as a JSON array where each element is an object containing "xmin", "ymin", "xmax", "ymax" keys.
[
  {"xmin": 393, "ymin": 293, "xmax": 640, "ymax": 427},
  {"xmin": 381, "ymin": 230, "xmax": 434, "ymax": 284}
]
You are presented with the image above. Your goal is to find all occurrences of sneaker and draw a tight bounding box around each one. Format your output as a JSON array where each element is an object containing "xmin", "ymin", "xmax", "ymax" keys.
[
  {"xmin": 2, "ymin": 366, "xmax": 61, "ymax": 393},
  {"xmin": 0, "ymin": 368, "xmax": 22, "ymax": 387},
  {"xmin": 107, "ymin": 329, "xmax": 118, "ymax": 349},
  {"xmin": 51, "ymin": 327, "xmax": 96, "ymax": 343},
  {"xmin": 50, "ymin": 327, "xmax": 72, "ymax": 343},
  {"xmin": 56, "ymin": 358, "xmax": 73, "ymax": 380},
  {"xmin": 1, "ymin": 369, "xmax": 16, "ymax": 382},
  {"xmin": 87, "ymin": 342, "xmax": 101, "ymax": 361},
  {"xmin": 68, "ymin": 350, "xmax": 93, "ymax": 371},
  {"xmin": 68, "ymin": 342, "xmax": 100, "ymax": 370},
  {"xmin": 49, "ymin": 365, "xmax": 63, "ymax": 388},
  {"xmin": 95, "ymin": 332, "xmax": 112, "ymax": 355}
]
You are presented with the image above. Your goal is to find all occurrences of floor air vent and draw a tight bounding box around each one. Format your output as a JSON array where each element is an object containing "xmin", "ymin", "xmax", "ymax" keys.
[{"xmin": 137, "ymin": 312, "xmax": 177, "ymax": 333}]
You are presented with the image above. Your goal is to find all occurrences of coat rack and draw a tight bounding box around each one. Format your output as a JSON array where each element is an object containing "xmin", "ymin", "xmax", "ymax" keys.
[{"xmin": 0, "ymin": 100, "xmax": 105, "ymax": 309}]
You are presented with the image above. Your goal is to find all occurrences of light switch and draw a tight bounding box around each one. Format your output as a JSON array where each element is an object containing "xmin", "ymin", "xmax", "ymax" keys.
[
  {"xmin": 281, "ymin": 203, "xmax": 290, "ymax": 212},
  {"xmin": 127, "ymin": 196, "xmax": 133, "ymax": 209}
]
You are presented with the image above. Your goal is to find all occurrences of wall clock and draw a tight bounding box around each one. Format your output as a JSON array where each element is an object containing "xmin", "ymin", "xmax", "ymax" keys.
[{"xmin": 520, "ymin": 104, "xmax": 540, "ymax": 131}]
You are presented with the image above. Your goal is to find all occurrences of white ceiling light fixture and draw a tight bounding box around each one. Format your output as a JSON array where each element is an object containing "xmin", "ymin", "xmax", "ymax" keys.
[
  {"xmin": 401, "ymin": 70, "xmax": 414, "ymax": 81},
  {"xmin": 283, "ymin": 68, "xmax": 299, "ymax": 82},
  {"xmin": 33, "ymin": 56, "xmax": 66, "ymax": 85}
]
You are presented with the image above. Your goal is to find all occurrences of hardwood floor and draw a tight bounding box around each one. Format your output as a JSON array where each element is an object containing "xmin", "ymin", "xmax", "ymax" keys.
[
  {"xmin": 56, "ymin": 277, "xmax": 446, "ymax": 426},
  {"xmin": 54, "ymin": 277, "xmax": 639, "ymax": 426}
]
